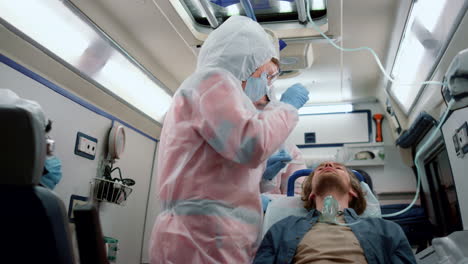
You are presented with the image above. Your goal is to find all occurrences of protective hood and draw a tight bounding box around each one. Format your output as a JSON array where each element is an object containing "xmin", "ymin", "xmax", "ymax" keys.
[
  {"xmin": 0, "ymin": 89, "xmax": 47, "ymax": 130},
  {"xmin": 197, "ymin": 16, "xmax": 278, "ymax": 81}
]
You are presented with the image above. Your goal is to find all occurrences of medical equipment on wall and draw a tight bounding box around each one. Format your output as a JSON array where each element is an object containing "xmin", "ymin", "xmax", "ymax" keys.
[
  {"xmin": 386, "ymin": 99, "xmax": 403, "ymax": 134},
  {"xmin": 442, "ymin": 49, "xmax": 468, "ymax": 159},
  {"xmin": 108, "ymin": 124, "xmax": 126, "ymax": 161},
  {"xmin": 91, "ymin": 125, "xmax": 135, "ymax": 206},
  {"xmin": 373, "ymin": 114, "xmax": 384, "ymax": 142},
  {"xmin": 442, "ymin": 48, "xmax": 468, "ymax": 110},
  {"xmin": 396, "ymin": 112, "xmax": 437, "ymax": 148},
  {"xmin": 384, "ymin": 49, "xmax": 468, "ymax": 217}
]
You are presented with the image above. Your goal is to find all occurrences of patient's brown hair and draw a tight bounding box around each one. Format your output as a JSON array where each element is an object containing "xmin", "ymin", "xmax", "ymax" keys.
[{"xmin": 301, "ymin": 162, "xmax": 367, "ymax": 215}]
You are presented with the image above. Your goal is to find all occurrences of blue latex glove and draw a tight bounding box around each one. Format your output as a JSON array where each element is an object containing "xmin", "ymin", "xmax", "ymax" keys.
[
  {"xmin": 262, "ymin": 150, "xmax": 292, "ymax": 181},
  {"xmin": 280, "ymin": 83, "xmax": 310, "ymax": 109},
  {"xmin": 261, "ymin": 194, "xmax": 271, "ymax": 212}
]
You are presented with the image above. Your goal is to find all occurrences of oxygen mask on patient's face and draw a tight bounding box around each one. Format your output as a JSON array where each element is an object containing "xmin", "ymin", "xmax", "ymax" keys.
[
  {"xmin": 318, "ymin": 195, "xmax": 363, "ymax": 226},
  {"xmin": 318, "ymin": 195, "xmax": 341, "ymax": 224}
]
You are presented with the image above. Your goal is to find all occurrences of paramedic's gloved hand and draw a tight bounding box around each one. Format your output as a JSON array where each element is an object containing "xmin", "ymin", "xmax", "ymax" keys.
[
  {"xmin": 280, "ymin": 83, "xmax": 309, "ymax": 109},
  {"xmin": 262, "ymin": 150, "xmax": 292, "ymax": 181},
  {"xmin": 261, "ymin": 194, "xmax": 271, "ymax": 212}
]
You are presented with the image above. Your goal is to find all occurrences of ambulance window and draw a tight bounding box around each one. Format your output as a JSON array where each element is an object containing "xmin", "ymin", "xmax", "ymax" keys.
[{"xmin": 388, "ymin": 0, "xmax": 466, "ymax": 114}]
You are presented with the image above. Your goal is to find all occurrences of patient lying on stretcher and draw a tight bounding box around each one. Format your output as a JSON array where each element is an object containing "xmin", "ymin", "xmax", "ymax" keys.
[{"xmin": 254, "ymin": 161, "xmax": 417, "ymax": 264}]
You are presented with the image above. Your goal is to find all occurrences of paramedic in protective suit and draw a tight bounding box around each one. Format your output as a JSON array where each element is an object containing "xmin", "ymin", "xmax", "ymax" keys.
[{"xmin": 149, "ymin": 16, "xmax": 309, "ymax": 263}]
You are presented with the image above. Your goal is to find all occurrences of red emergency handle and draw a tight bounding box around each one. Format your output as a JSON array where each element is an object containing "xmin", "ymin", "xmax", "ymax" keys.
[{"xmin": 373, "ymin": 114, "xmax": 384, "ymax": 142}]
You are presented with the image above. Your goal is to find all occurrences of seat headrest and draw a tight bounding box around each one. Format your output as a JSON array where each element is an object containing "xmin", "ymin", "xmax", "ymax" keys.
[
  {"xmin": 287, "ymin": 169, "xmax": 367, "ymax": 196},
  {"xmin": 0, "ymin": 90, "xmax": 47, "ymax": 185}
]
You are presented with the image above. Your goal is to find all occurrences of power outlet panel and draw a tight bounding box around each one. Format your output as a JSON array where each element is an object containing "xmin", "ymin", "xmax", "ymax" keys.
[
  {"xmin": 68, "ymin": 194, "xmax": 88, "ymax": 223},
  {"xmin": 453, "ymin": 122, "xmax": 468, "ymax": 158},
  {"xmin": 75, "ymin": 132, "xmax": 98, "ymax": 160}
]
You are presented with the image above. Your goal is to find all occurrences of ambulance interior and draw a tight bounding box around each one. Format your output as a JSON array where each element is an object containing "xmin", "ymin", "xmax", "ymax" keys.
[{"xmin": 1, "ymin": 0, "xmax": 467, "ymax": 263}]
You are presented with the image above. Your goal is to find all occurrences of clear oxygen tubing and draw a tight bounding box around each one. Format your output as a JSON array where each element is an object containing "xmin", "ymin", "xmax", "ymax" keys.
[
  {"xmin": 380, "ymin": 99, "xmax": 455, "ymax": 218},
  {"xmin": 337, "ymin": 219, "xmax": 361, "ymax": 226},
  {"xmin": 319, "ymin": 196, "xmax": 362, "ymax": 226},
  {"xmin": 305, "ymin": 0, "xmax": 445, "ymax": 87}
]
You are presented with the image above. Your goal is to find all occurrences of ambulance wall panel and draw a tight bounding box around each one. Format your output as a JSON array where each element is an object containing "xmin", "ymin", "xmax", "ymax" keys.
[
  {"xmin": 99, "ymin": 122, "xmax": 157, "ymax": 264},
  {"xmin": 141, "ymin": 148, "xmax": 161, "ymax": 263},
  {"xmin": 0, "ymin": 57, "xmax": 157, "ymax": 264},
  {"xmin": 442, "ymin": 106, "xmax": 468, "ymax": 230},
  {"xmin": 296, "ymin": 102, "xmax": 416, "ymax": 201}
]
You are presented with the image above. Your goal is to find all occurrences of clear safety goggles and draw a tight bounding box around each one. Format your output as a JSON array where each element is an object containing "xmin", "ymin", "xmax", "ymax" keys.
[
  {"xmin": 46, "ymin": 136, "xmax": 55, "ymax": 153},
  {"xmin": 266, "ymin": 70, "xmax": 280, "ymax": 85}
]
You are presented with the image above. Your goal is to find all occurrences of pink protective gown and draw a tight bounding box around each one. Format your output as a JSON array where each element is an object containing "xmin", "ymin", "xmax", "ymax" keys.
[{"xmin": 149, "ymin": 16, "xmax": 300, "ymax": 263}]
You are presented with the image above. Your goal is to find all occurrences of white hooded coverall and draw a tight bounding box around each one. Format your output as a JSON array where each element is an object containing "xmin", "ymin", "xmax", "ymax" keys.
[{"xmin": 150, "ymin": 16, "xmax": 299, "ymax": 263}]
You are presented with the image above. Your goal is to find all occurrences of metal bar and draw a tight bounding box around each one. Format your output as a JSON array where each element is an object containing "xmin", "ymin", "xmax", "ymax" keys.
[
  {"xmin": 296, "ymin": 0, "xmax": 308, "ymax": 24},
  {"xmin": 139, "ymin": 144, "xmax": 158, "ymax": 262},
  {"xmin": 240, "ymin": 0, "xmax": 257, "ymax": 21},
  {"xmin": 199, "ymin": 0, "xmax": 219, "ymax": 28}
]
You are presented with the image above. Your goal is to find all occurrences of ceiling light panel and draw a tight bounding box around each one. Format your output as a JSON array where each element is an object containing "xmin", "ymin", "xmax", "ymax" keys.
[{"xmin": 0, "ymin": 0, "xmax": 172, "ymax": 123}]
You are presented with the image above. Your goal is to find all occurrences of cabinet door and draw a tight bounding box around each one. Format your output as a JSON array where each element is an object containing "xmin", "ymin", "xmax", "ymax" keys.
[{"xmin": 290, "ymin": 110, "xmax": 371, "ymax": 146}]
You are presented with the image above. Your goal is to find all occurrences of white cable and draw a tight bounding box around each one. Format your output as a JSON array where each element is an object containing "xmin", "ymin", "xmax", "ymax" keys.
[
  {"xmin": 305, "ymin": 0, "xmax": 445, "ymax": 87},
  {"xmin": 340, "ymin": 0, "xmax": 344, "ymax": 99}
]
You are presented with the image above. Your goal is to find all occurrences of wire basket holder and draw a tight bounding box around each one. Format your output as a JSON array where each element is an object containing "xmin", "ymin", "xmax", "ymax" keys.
[{"xmin": 90, "ymin": 177, "xmax": 133, "ymax": 206}]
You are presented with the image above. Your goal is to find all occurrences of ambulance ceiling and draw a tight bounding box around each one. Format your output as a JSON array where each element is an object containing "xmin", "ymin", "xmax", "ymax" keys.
[{"xmin": 70, "ymin": 0, "xmax": 400, "ymax": 104}]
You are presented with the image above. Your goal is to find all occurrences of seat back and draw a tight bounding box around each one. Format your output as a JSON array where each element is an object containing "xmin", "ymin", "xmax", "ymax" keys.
[{"xmin": 0, "ymin": 92, "xmax": 74, "ymax": 263}]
